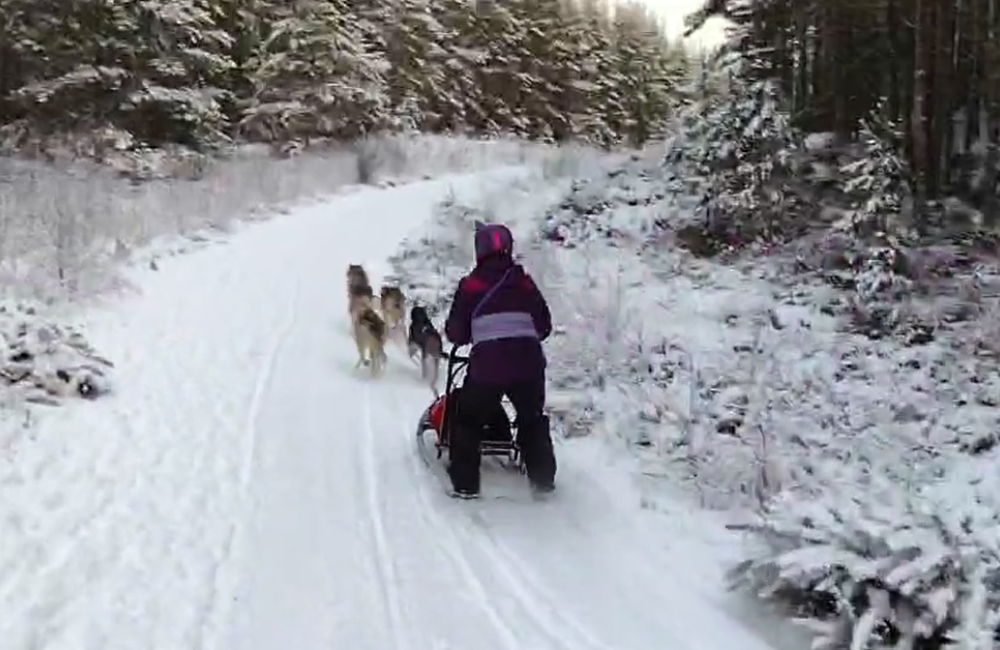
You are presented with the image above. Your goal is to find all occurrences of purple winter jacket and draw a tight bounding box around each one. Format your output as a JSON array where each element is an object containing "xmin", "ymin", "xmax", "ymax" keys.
[{"xmin": 445, "ymin": 256, "xmax": 552, "ymax": 385}]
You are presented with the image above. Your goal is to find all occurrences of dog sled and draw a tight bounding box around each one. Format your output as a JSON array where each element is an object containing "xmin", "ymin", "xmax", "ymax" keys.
[{"xmin": 415, "ymin": 345, "xmax": 524, "ymax": 480}]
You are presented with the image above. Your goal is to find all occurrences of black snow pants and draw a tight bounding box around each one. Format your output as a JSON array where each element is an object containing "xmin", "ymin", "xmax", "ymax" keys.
[{"xmin": 448, "ymin": 378, "xmax": 556, "ymax": 494}]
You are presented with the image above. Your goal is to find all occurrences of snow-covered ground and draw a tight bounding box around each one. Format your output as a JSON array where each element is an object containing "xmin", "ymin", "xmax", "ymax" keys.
[
  {"xmin": 0, "ymin": 164, "xmax": 811, "ymax": 650},
  {"xmin": 388, "ymin": 149, "xmax": 1000, "ymax": 648}
]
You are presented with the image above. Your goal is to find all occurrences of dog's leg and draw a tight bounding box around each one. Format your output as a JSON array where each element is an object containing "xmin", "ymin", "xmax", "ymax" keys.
[
  {"xmin": 354, "ymin": 333, "xmax": 368, "ymax": 368},
  {"xmin": 425, "ymin": 356, "xmax": 440, "ymax": 396},
  {"xmin": 370, "ymin": 341, "xmax": 381, "ymax": 376},
  {"xmin": 407, "ymin": 342, "xmax": 421, "ymax": 366},
  {"xmin": 371, "ymin": 343, "xmax": 382, "ymax": 377}
]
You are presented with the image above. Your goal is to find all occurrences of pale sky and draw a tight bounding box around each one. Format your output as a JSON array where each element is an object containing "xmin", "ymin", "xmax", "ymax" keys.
[{"xmin": 641, "ymin": 0, "xmax": 729, "ymax": 49}]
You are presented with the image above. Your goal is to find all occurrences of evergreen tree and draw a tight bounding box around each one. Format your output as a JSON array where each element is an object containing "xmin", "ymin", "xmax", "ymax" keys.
[
  {"xmin": 686, "ymin": 0, "xmax": 1000, "ymax": 200},
  {"xmin": 241, "ymin": 0, "xmax": 388, "ymax": 141},
  {"xmin": 467, "ymin": 0, "xmax": 529, "ymax": 135},
  {"xmin": 4, "ymin": 0, "xmax": 233, "ymax": 147},
  {"xmin": 0, "ymin": 0, "xmax": 689, "ymax": 150},
  {"xmin": 384, "ymin": 0, "xmax": 447, "ymax": 131},
  {"xmin": 518, "ymin": 0, "xmax": 573, "ymax": 141},
  {"xmin": 578, "ymin": 0, "xmax": 625, "ymax": 146},
  {"xmin": 612, "ymin": 2, "xmax": 685, "ymax": 145},
  {"xmin": 428, "ymin": 0, "xmax": 483, "ymax": 133}
]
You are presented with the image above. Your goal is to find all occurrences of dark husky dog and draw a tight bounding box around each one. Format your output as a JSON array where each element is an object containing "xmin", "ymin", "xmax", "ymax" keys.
[{"xmin": 407, "ymin": 305, "xmax": 443, "ymax": 395}]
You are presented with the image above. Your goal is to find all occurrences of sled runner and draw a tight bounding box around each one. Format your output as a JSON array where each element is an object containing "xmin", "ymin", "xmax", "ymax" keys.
[{"xmin": 415, "ymin": 345, "xmax": 523, "ymax": 474}]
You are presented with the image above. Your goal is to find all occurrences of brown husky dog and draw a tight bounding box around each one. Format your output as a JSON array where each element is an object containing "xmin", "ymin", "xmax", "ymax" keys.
[
  {"xmin": 379, "ymin": 285, "xmax": 406, "ymax": 333},
  {"xmin": 346, "ymin": 264, "xmax": 370, "ymax": 312},
  {"xmin": 351, "ymin": 295, "xmax": 388, "ymax": 375}
]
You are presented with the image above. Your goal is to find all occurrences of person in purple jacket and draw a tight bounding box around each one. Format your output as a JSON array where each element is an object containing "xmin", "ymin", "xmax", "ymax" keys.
[{"xmin": 444, "ymin": 222, "xmax": 556, "ymax": 498}]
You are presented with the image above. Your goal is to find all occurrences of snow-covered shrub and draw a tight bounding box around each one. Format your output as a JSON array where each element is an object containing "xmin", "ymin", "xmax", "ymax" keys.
[
  {"xmin": 539, "ymin": 149, "xmax": 686, "ymax": 248},
  {"xmin": 729, "ymin": 466, "xmax": 1000, "ymax": 650},
  {"xmin": 839, "ymin": 105, "xmax": 912, "ymax": 241},
  {"xmin": 0, "ymin": 301, "xmax": 112, "ymax": 405},
  {"xmin": 845, "ymin": 244, "xmax": 918, "ymax": 341},
  {"xmin": 771, "ymin": 227, "xmax": 944, "ymax": 344}
]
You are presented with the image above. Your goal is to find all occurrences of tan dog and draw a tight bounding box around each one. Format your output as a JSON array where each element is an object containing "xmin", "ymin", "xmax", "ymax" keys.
[
  {"xmin": 349, "ymin": 283, "xmax": 374, "ymax": 318},
  {"xmin": 379, "ymin": 285, "xmax": 406, "ymax": 333},
  {"xmin": 352, "ymin": 296, "xmax": 388, "ymax": 375},
  {"xmin": 346, "ymin": 264, "xmax": 370, "ymax": 312}
]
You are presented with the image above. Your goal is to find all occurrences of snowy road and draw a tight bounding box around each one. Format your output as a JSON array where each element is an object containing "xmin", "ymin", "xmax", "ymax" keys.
[{"xmin": 1, "ymin": 172, "xmax": 799, "ymax": 650}]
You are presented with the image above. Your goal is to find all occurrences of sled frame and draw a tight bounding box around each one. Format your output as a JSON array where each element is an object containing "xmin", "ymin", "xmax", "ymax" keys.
[{"xmin": 436, "ymin": 345, "xmax": 520, "ymax": 462}]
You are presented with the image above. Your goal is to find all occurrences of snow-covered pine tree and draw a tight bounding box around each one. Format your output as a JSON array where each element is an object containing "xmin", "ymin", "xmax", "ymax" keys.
[
  {"xmin": 241, "ymin": 0, "xmax": 389, "ymax": 142},
  {"xmin": 383, "ymin": 0, "xmax": 447, "ymax": 132},
  {"xmin": 548, "ymin": 0, "xmax": 601, "ymax": 140},
  {"xmin": 6, "ymin": 0, "xmax": 233, "ymax": 148},
  {"xmin": 624, "ymin": 4, "xmax": 687, "ymax": 144},
  {"xmin": 347, "ymin": 0, "xmax": 393, "ymax": 60},
  {"xmin": 840, "ymin": 101, "xmax": 912, "ymax": 240},
  {"xmin": 513, "ymin": 0, "xmax": 565, "ymax": 141},
  {"xmin": 668, "ymin": 41, "xmax": 797, "ymax": 250},
  {"xmin": 214, "ymin": 0, "xmax": 267, "ymax": 126},
  {"xmin": 572, "ymin": 0, "xmax": 620, "ymax": 146},
  {"xmin": 428, "ymin": 0, "xmax": 484, "ymax": 133},
  {"xmin": 0, "ymin": 0, "xmax": 53, "ymax": 129},
  {"xmin": 729, "ymin": 471, "xmax": 1000, "ymax": 650},
  {"xmin": 126, "ymin": 0, "xmax": 234, "ymax": 146},
  {"xmin": 466, "ymin": 0, "xmax": 531, "ymax": 136},
  {"xmin": 610, "ymin": 2, "xmax": 676, "ymax": 146}
]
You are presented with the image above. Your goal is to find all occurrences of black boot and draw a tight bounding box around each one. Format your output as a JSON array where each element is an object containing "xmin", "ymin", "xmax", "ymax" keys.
[
  {"xmin": 447, "ymin": 463, "xmax": 480, "ymax": 499},
  {"xmin": 520, "ymin": 414, "xmax": 556, "ymax": 491},
  {"xmin": 447, "ymin": 424, "xmax": 481, "ymax": 497},
  {"xmin": 530, "ymin": 480, "xmax": 555, "ymax": 495},
  {"xmin": 451, "ymin": 485, "xmax": 480, "ymax": 499}
]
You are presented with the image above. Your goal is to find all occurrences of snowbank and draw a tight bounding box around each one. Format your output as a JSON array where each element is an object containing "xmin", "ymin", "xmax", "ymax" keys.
[
  {"xmin": 0, "ymin": 301, "xmax": 112, "ymax": 407},
  {"xmin": 388, "ymin": 147, "xmax": 1000, "ymax": 648}
]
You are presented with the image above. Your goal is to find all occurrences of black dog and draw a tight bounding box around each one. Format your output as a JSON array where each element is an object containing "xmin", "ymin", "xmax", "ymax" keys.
[{"xmin": 408, "ymin": 305, "xmax": 443, "ymax": 393}]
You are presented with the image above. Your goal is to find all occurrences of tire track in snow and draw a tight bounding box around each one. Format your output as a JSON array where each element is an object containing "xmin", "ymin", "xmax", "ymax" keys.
[
  {"xmin": 361, "ymin": 382, "xmax": 410, "ymax": 650},
  {"xmin": 443, "ymin": 488, "xmax": 610, "ymax": 650},
  {"xmin": 462, "ymin": 517, "xmax": 615, "ymax": 650},
  {"xmin": 394, "ymin": 409, "xmax": 566, "ymax": 650},
  {"xmin": 391, "ymin": 395, "xmax": 606, "ymax": 650},
  {"xmin": 199, "ymin": 276, "xmax": 302, "ymax": 649},
  {"xmin": 238, "ymin": 277, "xmax": 302, "ymax": 491},
  {"xmin": 403, "ymin": 448, "xmax": 523, "ymax": 650},
  {"xmin": 463, "ymin": 460, "xmax": 625, "ymax": 650}
]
